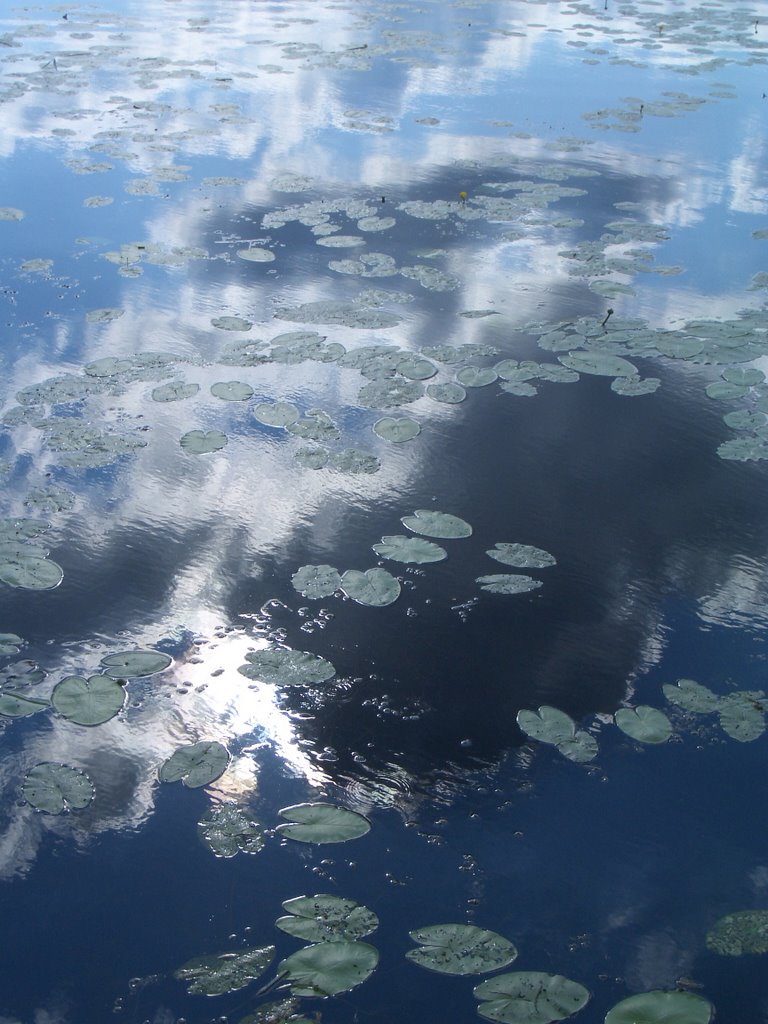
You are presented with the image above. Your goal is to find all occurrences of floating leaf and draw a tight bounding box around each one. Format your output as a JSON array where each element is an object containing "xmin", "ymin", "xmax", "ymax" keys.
[
  {"xmin": 238, "ymin": 649, "xmax": 335, "ymax": 685},
  {"xmin": 517, "ymin": 707, "xmax": 597, "ymax": 763},
  {"xmin": 329, "ymin": 448, "xmax": 380, "ymax": 474},
  {"xmin": 0, "ymin": 555, "xmax": 63, "ymax": 590},
  {"xmin": 476, "ymin": 574, "xmax": 543, "ymax": 595},
  {"xmin": 277, "ymin": 940, "xmax": 378, "ymax": 996},
  {"xmin": 456, "ymin": 366, "xmax": 498, "ymax": 387},
  {"xmin": 0, "ymin": 632, "xmax": 23, "ymax": 656},
  {"xmin": 239, "ymin": 997, "xmax": 311, "ymax": 1024},
  {"xmin": 373, "ymin": 417, "xmax": 420, "ymax": 442},
  {"xmin": 180, "ymin": 429, "xmax": 228, "ymax": 454},
  {"xmin": 474, "ymin": 971, "xmax": 590, "ymax": 1023},
  {"xmin": 558, "ymin": 352, "xmax": 637, "ymax": 376},
  {"xmin": 426, "ymin": 382, "xmax": 466, "ymax": 403},
  {"xmin": 294, "ymin": 447, "xmax": 329, "ymax": 469},
  {"xmin": 614, "ymin": 706, "xmax": 672, "ymax": 744},
  {"xmin": 662, "ymin": 678, "xmax": 720, "ymax": 714},
  {"xmin": 253, "ymin": 402, "xmax": 300, "ymax": 427},
  {"xmin": 286, "ymin": 410, "xmax": 340, "ymax": 442},
  {"xmin": 401, "ymin": 510, "xmax": 472, "ymax": 538},
  {"xmin": 341, "ymin": 568, "xmax": 400, "ymax": 606},
  {"xmin": 610, "ymin": 376, "xmax": 661, "ymax": 396},
  {"xmin": 406, "ymin": 924, "xmax": 517, "ymax": 976},
  {"xmin": 604, "ymin": 990, "xmax": 713, "ymax": 1024},
  {"xmin": 238, "ymin": 247, "xmax": 275, "ymax": 262},
  {"xmin": 100, "ymin": 650, "xmax": 172, "ymax": 678},
  {"xmin": 212, "ymin": 316, "xmax": 252, "ymax": 331},
  {"xmin": 706, "ymin": 909, "xmax": 768, "ymax": 955},
  {"xmin": 486, "ymin": 543, "xmax": 556, "ymax": 569},
  {"xmin": 718, "ymin": 692, "xmax": 766, "ymax": 742},
  {"xmin": 175, "ymin": 946, "xmax": 275, "ymax": 995},
  {"xmin": 160, "ymin": 741, "xmax": 230, "ymax": 788},
  {"xmin": 705, "ymin": 381, "xmax": 748, "ymax": 400},
  {"xmin": 372, "ymin": 535, "xmax": 447, "ymax": 564},
  {"xmin": 22, "ymin": 762, "xmax": 94, "ymax": 814},
  {"xmin": 198, "ymin": 804, "xmax": 266, "ymax": 858},
  {"xmin": 276, "ymin": 895, "xmax": 379, "ymax": 942},
  {"xmin": 152, "ymin": 381, "xmax": 200, "ymax": 402},
  {"xmin": 291, "ymin": 565, "xmax": 342, "ymax": 599},
  {"xmin": 211, "ymin": 381, "xmax": 254, "ymax": 401},
  {"xmin": 277, "ymin": 803, "xmax": 371, "ymax": 844},
  {"xmin": 0, "ymin": 693, "xmax": 48, "ymax": 717},
  {"xmin": 51, "ymin": 674, "xmax": 126, "ymax": 726}
]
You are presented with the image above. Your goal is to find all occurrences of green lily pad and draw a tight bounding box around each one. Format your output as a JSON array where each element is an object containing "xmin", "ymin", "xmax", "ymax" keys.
[
  {"xmin": 159, "ymin": 741, "xmax": 230, "ymax": 788},
  {"xmin": 474, "ymin": 971, "xmax": 590, "ymax": 1024},
  {"xmin": 22, "ymin": 762, "xmax": 94, "ymax": 814},
  {"xmin": 212, "ymin": 316, "xmax": 252, "ymax": 331},
  {"xmin": 401, "ymin": 510, "xmax": 472, "ymax": 538},
  {"xmin": 372, "ymin": 535, "xmax": 447, "ymax": 564},
  {"xmin": 359, "ymin": 379, "xmax": 424, "ymax": 408},
  {"xmin": 718, "ymin": 692, "xmax": 766, "ymax": 742},
  {"xmin": 486, "ymin": 543, "xmax": 556, "ymax": 569},
  {"xmin": 180, "ymin": 429, "xmax": 228, "ymax": 454},
  {"xmin": 610, "ymin": 376, "xmax": 661, "ymax": 396},
  {"xmin": 211, "ymin": 380, "xmax": 254, "ymax": 401},
  {"xmin": 51, "ymin": 674, "xmax": 126, "ymax": 726},
  {"xmin": 253, "ymin": 402, "xmax": 301, "ymax": 427},
  {"xmin": 456, "ymin": 366, "xmax": 498, "ymax": 388},
  {"xmin": 100, "ymin": 650, "xmax": 172, "ymax": 678},
  {"xmin": 341, "ymin": 568, "xmax": 401, "ymax": 606},
  {"xmin": 476, "ymin": 575, "xmax": 543, "ymax": 595},
  {"xmin": 175, "ymin": 945, "xmax": 275, "ymax": 995},
  {"xmin": 614, "ymin": 706, "xmax": 672, "ymax": 744},
  {"xmin": 722, "ymin": 366, "xmax": 765, "ymax": 386},
  {"xmin": 0, "ymin": 632, "xmax": 23, "ymax": 656},
  {"xmin": 559, "ymin": 352, "xmax": 637, "ymax": 376},
  {"xmin": 238, "ymin": 649, "xmax": 336, "ymax": 685},
  {"xmin": 0, "ymin": 692, "xmax": 48, "ymax": 717},
  {"xmin": 198, "ymin": 804, "xmax": 266, "ymax": 858},
  {"xmin": 397, "ymin": 356, "xmax": 437, "ymax": 380},
  {"xmin": 239, "ymin": 998, "xmax": 312, "ymax": 1024},
  {"xmin": 277, "ymin": 940, "xmax": 379, "ymax": 996},
  {"xmin": 604, "ymin": 990, "xmax": 713, "ymax": 1024},
  {"xmin": 152, "ymin": 381, "xmax": 200, "ymax": 402},
  {"xmin": 406, "ymin": 924, "xmax": 517, "ymax": 976},
  {"xmin": 286, "ymin": 410, "xmax": 340, "ymax": 441},
  {"xmin": 328, "ymin": 449, "xmax": 380, "ymax": 474},
  {"xmin": 426, "ymin": 382, "xmax": 467, "ymax": 403},
  {"xmin": 291, "ymin": 565, "xmax": 342, "ymax": 599},
  {"xmin": 277, "ymin": 803, "xmax": 371, "ymax": 844},
  {"xmin": 294, "ymin": 447, "xmax": 329, "ymax": 469},
  {"xmin": 706, "ymin": 909, "xmax": 768, "ymax": 955},
  {"xmin": 238, "ymin": 247, "xmax": 276, "ymax": 262},
  {"xmin": 373, "ymin": 416, "xmax": 421, "ymax": 442},
  {"xmin": 517, "ymin": 706, "xmax": 597, "ymax": 763},
  {"xmin": 276, "ymin": 894, "xmax": 379, "ymax": 942},
  {"xmin": 705, "ymin": 381, "xmax": 749, "ymax": 400},
  {"xmin": 662, "ymin": 678, "xmax": 720, "ymax": 713},
  {"xmin": 0, "ymin": 555, "xmax": 63, "ymax": 590}
]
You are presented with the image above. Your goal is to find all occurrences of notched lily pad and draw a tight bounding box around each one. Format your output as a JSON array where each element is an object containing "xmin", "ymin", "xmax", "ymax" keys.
[
  {"xmin": 373, "ymin": 417, "xmax": 420, "ymax": 442},
  {"xmin": 291, "ymin": 565, "xmax": 342, "ymax": 599},
  {"xmin": 0, "ymin": 692, "xmax": 48, "ymax": 717},
  {"xmin": 276, "ymin": 894, "xmax": 379, "ymax": 942},
  {"xmin": 238, "ymin": 649, "xmax": 336, "ymax": 686},
  {"xmin": 372, "ymin": 535, "xmax": 447, "ymax": 564},
  {"xmin": 160, "ymin": 740, "xmax": 230, "ymax": 788},
  {"xmin": 277, "ymin": 803, "xmax": 371, "ymax": 844},
  {"xmin": 474, "ymin": 971, "xmax": 590, "ymax": 1024},
  {"xmin": 152, "ymin": 381, "xmax": 200, "ymax": 402},
  {"xmin": 517, "ymin": 706, "xmax": 597, "ymax": 763},
  {"xmin": 614, "ymin": 706, "xmax": 672, "ymax": 744},
  {"xmin": 198, "ymin": 804, "xmax": 266, "ymax": 858},
  {"xmin": 406, "ymin": 924, "xmax": 517, "ymax": 976},
  {"xmin": 22, "ymin": 762, "xmax": 94, "ymax": 814},
  {"xmin": 559, "ymin": 352, "xmax": 637, "ymax": 377},
  {"xmin": 211, "ymin": 381, "xmax": 254, "ymax": 401},
  {"xmin": 100, "ymin": 650, "xmax": 172, "ymax": 678},
  {"xmin": 662, "ymin": 678, "xmax": 720, "ymax": 713},
  {"xmin": 175, "ymin": 945, "xmax": 275, "ymax": 995},
  {"xmin": 341, "ymin": 568, "xmax": 400, "ymax": 606},
  {"xmin": 180, "ymin": 429, "xmax": 228, "ymax": 454},
  {"xmin": 253, "ymin": 402, "xmax": 300, "ymax": 427},
  {"xmin": 486, "ymin": 543, "xmax": 556, "ymax": 569},
  {"xmin": 51, "ymin": 674, "xmax": 126, "ymax": 726},
  {"xmin": 604, "ymin": 990, "xmax": 713, "ymax": 1024},
  {"xmin": 402, "ymin": 510, "xmax": 472, "ymax": 538},
  {"xmin": 277, "ymin": 940, "xmax": 379, "ymax": 996}
]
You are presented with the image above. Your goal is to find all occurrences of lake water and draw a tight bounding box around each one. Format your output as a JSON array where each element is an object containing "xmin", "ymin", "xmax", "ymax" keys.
[{"xmin": 2, "ymin": 1, "xmax": 768, "ymax": 1022}]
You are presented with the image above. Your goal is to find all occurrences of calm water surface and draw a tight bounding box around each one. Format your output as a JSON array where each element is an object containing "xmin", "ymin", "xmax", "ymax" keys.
[{"xmin": 1, "ymin": 0, "xmax": 768, "ymax": 1021}]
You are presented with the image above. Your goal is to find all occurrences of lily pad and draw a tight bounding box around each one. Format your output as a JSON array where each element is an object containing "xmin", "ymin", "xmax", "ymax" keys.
[
  {"xmin": 406, "ymin": 924, "xmax": 517, "ymax": 976},
  {"xmin": 159, "ymin": 741, "xmax": 230, "ymax": 788},
  {"xmin": 0, "ymin": 693, "xmax": 48, "ymax": 717},
  {"xmin": 718, "ymin": 692, "xmax": 766, "ymax": 742},
  {"xmin": 517, "ymin": 706, "xmax": 597, "ymax": 763},
  {"xmin": 474, "ymin": 971, "xmax": 590, "ymax": 1024},
  {"xmin": 341, "ymin": 568, "xmax": 401, "ymax": 606},
  {"xmin": 198, "ymin": 804, "xmax": 266, "ymax": 858},
  {"xmin": 456, "ymin": 366, "xmax": 499, "ymax": 388},
  {"xmin": 277, "ymin": 803, "xmax": 371, "ymax": 844},
  {"xmin": 238, "ymin": 649, "xmax": 335, "ymax": 685},
  {"xmin": 277, "ymin": 940, "xmax": 379, "ymax": 996},
  {"xmin": 706, "ymin": 909, "xmax": 768, "ymax": 955},
  {"xmin": 211, "ymin": 381, "xmax": 254, "ymax": 401},
  {"xmin": 51, "ymin": 674, "xmax": 126, "ymax": 726},
  {"xmin": 372, "ymin": 535, "xmax": 447, "ymax": 564},
  {"xmin": 276, "ymin": 895, "xmax": 379, "ymax": 942},
  {"xmin": 604, "ymin": 990, "xmax": 713, "ymax": 1024},
  {"xmin": 239, "ymin": 998, "xmax": 311, "ymax": 1024},
  {"xmin": 291, "ymin": 565, "xmax": 342, "ymax": 599},
  {"xmin": 614, "ymin": 706, "xmax": 672, "ymax": 744},
  {"xmin": 373, "ymin": 417, "xmax": 420, "ymax": 442},
  {"xmin": 401, "ymin": 510, "xmax": 472, "ymax": 538},
  {"xmin": 476, "ymin": 574, "xmax": 543, "ymax": 595},
  {"xmin": 329, "ymin": 449, "xmax": 380, "ymax": 474},
  {"xmin": 175, "ymin": 945, "xmax": 275, "ymax": 995},
  {"xmin": 559, "ymin": 352, "xmax": 637, "ymax": 376},
  {"xmin": 100, "ymin": 650, "xmax": 172, "ymax": 678},
  {"xmin": 0, "ymin": 633, "xmax": 23, "ymax": 656},
  {"xmin": 253, "ymin": 402, "xmax": 301, "ymax": 427},
  {"xmin": 152, "ymin": 381, "xmax": 200, "ymax": 402},
  {"xmin": 22, "ymin": 762, "xmax": 94, "ymax": 814},
  {"xmin": 238, "ymin": 247, "xmax": 276, "ymax": 262},
  {"xmin": 486, "ymin": 543, "xmax": 556, "ymax": 569},
  {"xmin": 286, "ymin": 410, "xmax": 340, "ymax": 442},
  {"xmin": 212, "ymin": 316, "xmax": 252, "ymax": 331},
  {"xmin": 426, "ymin": 382, "xmax": 467, "ymax": 403},
  {"xmin": 0, "ymin": 555, "xmax": 63, "ymax": 590},
  {"xmin": 662, "ymin": 678, "xmax": 720, "ymax": 713},
  {"xmin": 180, "ymin": 429, "xmax": 228, "ymax": 454}
]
